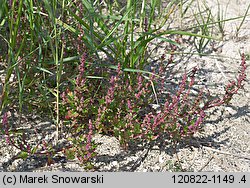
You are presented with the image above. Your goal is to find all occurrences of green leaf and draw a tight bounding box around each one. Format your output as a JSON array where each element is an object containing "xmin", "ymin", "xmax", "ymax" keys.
[
  {"xmin": 46, "ymin": 55, "xmax": 80, "ymax": 65},
  {"xmin": 183, "ymin": 125, "xmax": 188, "ymax": 134},
  {"xmin": 31, "ymin": 145, "xmax": 38, "ymax": 155},
  {"xmin": 17, "ymin": 151, "xmax": 29, "ymax": 160},
  {"xmin": 0, "ymin": 128, "xmax": 4, "ymax": 134},
  {"xmin": 149, "ymin": 30, "xmax": 216, "ymax": 40},
  {"xmin": 99, "ymin": 98, "xmax": 105, "ymax": 105},
  {"xmin": 98, "ymin": 63, "xmax": 159, "ymax": 77},
  {"xmin": 99, "ymin": 8, "xmax": 131, "ymax": 47},
  {"xmin": 66, "ymin": 149, "xmax": 75, "ymax": 160},
  {"xmin": 86, "ymin": 75, "xmax": 104, "ymax": 79},
  {"xmin": 35, "ymin": 66, "xmax": 54, "ymax": 75}
]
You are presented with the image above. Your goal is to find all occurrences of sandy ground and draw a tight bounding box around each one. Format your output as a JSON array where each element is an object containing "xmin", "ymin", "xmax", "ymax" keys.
[{"xmin": 0, "ymin": 0, "xmax": 250, "ymax": 171}]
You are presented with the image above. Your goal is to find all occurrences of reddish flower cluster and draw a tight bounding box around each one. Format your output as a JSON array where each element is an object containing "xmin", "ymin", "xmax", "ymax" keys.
[
  {"xmin": 105, "ymin": 76, "xmax": 115, "ymax": 105},
  {"xmin": 1, "ymin": 112, "xmax": 33, "ymax": 155},
  {"xmin": 203, "ymin": 53, "xmax": 247, "ymax": 109},
  {"xmin": 2, "ymin": 112, "xmax": 10, "ymax": 144}
]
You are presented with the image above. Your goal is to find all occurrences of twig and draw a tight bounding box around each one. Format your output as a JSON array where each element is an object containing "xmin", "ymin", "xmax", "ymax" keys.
[
  {"xmin": 198, "ymin": 156, "xmax": 214, "ymax": 172},
  {"xmin": 150, "ymin": 79, "xmax": 159, "ymax": 105},
  {"xmin": 142, "ymin": 75, "xmax": 159, "ymax": 105},
  {"xmin": 214, "ymin": 59, "xmax": 228, "ymax": 81},
  {"xmin": 203, "ymin": 146, "xmax": 250, "ymax": 161}
]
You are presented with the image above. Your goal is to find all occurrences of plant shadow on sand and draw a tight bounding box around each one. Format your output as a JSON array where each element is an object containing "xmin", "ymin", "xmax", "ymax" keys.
[{"xmin": 0, "ymin": 124, "xmax": 231, "ymax": 172}]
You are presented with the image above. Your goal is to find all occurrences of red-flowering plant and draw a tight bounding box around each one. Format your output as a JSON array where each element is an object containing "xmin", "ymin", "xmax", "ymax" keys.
[
  {"xmin": 60, "ymin": 54, "xmax": 154, "ymax": 149},
  {"xmin": 60, "ymin": 51, "xmax": 247, "ymax": 154},
  {"xmin": 1, "ymin": 112, "xmax": 56, "ymax": 164}
]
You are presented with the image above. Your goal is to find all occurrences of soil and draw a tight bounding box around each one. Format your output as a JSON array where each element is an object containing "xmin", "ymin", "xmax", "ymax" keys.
[{"xmin": 0, "ymin": 0, "xmax": 250, "ymax": 172}]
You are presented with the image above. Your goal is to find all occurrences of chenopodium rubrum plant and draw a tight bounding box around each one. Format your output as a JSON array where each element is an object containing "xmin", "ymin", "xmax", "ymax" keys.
[
  {"xmin": 1, "ymin": 112, "xmax": 57, "ymax": 165},
  {"xmin": 151, "ymin": 53, "xmax": 247, "ymax": 142},
  {"xmin": 145, "ymin": 53, "xmax": 246, "ymax": 142},
  {"xmin": 60, "ymin": 53, "xmax": 97, "ymax": 164},
  {"xmin": 61, "ymin": 54, "xmax": 155, "ymax": 151},
  {"xmin": 61, "ymin": 51, "xmax": 247, "ymax": 164},
  {"xmin": 100, "ymin": 53, "xmax": 247, "ymax": 144},
  {"xmin": 94, "ymin": 64, "xmax": 154, "ymax": 148}
]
